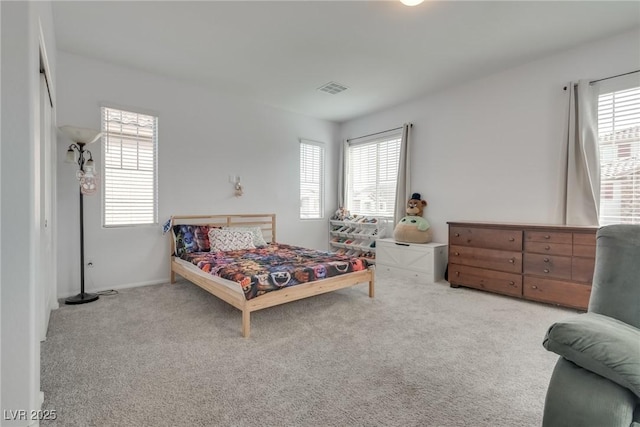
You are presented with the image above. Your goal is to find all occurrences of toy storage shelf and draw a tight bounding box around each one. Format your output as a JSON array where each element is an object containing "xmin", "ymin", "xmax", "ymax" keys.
[{"xmin": 329, "ymin": 218, "xmax": 385, "ymax": 264}]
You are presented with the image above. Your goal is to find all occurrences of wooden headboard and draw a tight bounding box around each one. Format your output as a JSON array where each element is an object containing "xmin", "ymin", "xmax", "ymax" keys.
[{"xmin": 170, "ymin": 213, "xmax": 276, "ymax": 256}]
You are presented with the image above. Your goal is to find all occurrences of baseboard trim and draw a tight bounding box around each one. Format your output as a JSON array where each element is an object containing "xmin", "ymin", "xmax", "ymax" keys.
[
  {"xmin": 23, "ymin": 392, "xmax": 47, "ymax": 426},
  {"xmin": 57, "ymin": 278, "xmax": 170, "ymax": 299}
]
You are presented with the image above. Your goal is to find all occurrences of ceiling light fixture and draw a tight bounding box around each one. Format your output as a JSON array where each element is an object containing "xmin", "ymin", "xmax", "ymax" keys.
[{"xmin": 400, "ymin": 0, "xmax": 424, "ymax": 6}]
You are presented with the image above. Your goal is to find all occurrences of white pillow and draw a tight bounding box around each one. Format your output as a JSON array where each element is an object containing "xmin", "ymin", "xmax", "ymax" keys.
[
  {"xmin": 208, "ymin": 229, "xmax": 256, "ymax": 252},
  {"xmin": 222, "ymin": 226, "xmax": 268, "ymax": 247}
]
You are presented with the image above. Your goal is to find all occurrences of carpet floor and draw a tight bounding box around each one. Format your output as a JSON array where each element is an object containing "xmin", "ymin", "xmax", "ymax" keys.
[{"xmin": 40, "ymin": 273, "xmax": 578, "ymax": 426}]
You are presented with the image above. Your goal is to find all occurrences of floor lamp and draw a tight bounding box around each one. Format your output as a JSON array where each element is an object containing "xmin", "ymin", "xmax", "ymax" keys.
[{"xmin": 60, "ymin": 125, "xmax": 102, "ymax": 305}]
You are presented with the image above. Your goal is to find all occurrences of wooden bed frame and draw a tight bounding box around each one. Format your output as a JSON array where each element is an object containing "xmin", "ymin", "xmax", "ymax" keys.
[{"xmin": 170, "ymin": 214, "xmax": 375, "ymax": 337}]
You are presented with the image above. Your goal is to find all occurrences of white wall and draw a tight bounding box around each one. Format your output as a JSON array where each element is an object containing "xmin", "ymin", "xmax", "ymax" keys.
[
  {"xmin": 1, "ymin": 1, "xmax": 57, "ymax": 425},
  {"xmin": 340, "ymin": 29, "xmax": 640, "ymax": 244},
  {"xmin": 1, "ymin": 0, "xmax": 3, "ymax": 416},
  {"xmin": 56, "ymin": 52, "xmax": 339, "ymax": 297}
]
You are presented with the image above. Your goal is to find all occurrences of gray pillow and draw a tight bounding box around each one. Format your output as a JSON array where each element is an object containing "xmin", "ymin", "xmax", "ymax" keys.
[{"xmin": 543, "ymin": 312, "xmax": 640, "ymax": 398}]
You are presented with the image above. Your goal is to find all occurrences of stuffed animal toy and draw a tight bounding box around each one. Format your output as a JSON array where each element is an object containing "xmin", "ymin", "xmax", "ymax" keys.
[
  {"xmin": 393, "ymin": 193, "xmax": 433, "ymax": 244},
  {"xmin": 331, "ymin": 207, "xmax": 350, "ymax": 221}
]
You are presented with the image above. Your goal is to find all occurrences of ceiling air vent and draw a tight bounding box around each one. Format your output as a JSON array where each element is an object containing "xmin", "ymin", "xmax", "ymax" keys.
[{"xmin": 317, "ymin": 81, "xmax": 348, "ymax": 95}]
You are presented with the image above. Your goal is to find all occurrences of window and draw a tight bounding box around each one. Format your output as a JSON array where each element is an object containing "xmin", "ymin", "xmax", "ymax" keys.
[
  {"xmin": 102, "ymin": 106, "xmax": 158, "ymax": 227},
  {"xmin": 598, "ymin": 82, "xmax": 640, "ymax": 225},
  {"xmin": 300, "ymin": 140, "xmax": 324, "ymax": 219},
  {"xmin": 346, "ymin": 131, "xmax": 401, "ymax": 217}
]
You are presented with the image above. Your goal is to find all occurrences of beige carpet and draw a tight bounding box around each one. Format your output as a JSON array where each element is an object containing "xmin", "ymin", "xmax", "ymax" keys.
[{"xmin": 41, "ymin": 273, "xmax": 578, "ymax": 426}]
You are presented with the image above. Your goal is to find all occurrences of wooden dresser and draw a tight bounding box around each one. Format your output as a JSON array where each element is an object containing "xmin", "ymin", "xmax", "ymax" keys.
[{"xmin": 447, "ymin": 221, "xmax": 597, "ymax": 310}]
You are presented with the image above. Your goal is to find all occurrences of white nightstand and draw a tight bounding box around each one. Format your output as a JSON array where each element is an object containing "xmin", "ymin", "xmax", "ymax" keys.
[{"xmin": 376, "ymin": 238, "xmax": 448, "ymax": 284}]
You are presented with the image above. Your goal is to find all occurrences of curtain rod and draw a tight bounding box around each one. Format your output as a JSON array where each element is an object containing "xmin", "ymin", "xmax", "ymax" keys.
[
  {"xmin": 563, "ymin": 69, "xmax": 640, "ymax": 90},
  {"xmin": 347, "ymin": 124, "xmax": 411, "ymax": 142}
]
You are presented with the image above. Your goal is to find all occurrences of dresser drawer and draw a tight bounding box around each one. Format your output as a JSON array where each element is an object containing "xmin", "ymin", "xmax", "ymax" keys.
[
  {"xmin": 573, "ymin": 232, "xmax": 596, "ymax": 246},
  {"xmin": 523, "ymin": 277, "xmax": 591, "ymax": 310},
  {"xmin": 572, "ymin": 257, "xmax": 595, "ymax": 283},
  {"xmin": 523, "ymin": 253, "xmax": 571, "ymax": 280},
  {"xmin": 449, "ymin": 226, "xmax": 522, "ymax": 251},
  {"xmin": 449, "ymin": 263, "xmax": 522, "ymax": 297},
  {"xmin": 450, "ymin": 245, "xmax": 521, "ymax": 273},
  {"xmin": 573, "ymin": 244, "xmax": 596, "ymax": 258},
  {"xmin": 525, "ymin": 230, "xmax": 573, "ymax": 244},
  {"xmin": 573, "ymin": 231, "xmax": 597, "ymax": 260},
  {"xmin": 524, "ymin": 241, "xmax": 573, "ymax": 256}
]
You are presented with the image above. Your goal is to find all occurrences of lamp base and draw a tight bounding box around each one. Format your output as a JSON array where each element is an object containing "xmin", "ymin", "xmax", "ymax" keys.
[{"xmin": 65, "ymin": 292, "xmax": 99, "ymax": 305}]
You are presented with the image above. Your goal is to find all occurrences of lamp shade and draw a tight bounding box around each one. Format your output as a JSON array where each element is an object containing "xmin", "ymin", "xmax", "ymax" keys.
[
  {"xmin": 59, "ymin": 125, "xmax": 102, "ymax": 145},
  {"xmin": 66, "ymin": 148, "xmax": 76, "ymax": 163},
  {"xmin": 84, "ymin": 159, "xmax": 95, "ymax": 174}
]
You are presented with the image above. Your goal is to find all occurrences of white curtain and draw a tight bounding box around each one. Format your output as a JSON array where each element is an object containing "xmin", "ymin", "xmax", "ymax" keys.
[
  {"xmin": 394, "ymin": 123, "xmax": 412, "ymax": 225},
  {"xmin": 564, "ymin": 80, "xmax": 600, "ymax": 226},
  {"xmin": 337, "ymin": 139, "xmax": 348, "ymax": 210}
]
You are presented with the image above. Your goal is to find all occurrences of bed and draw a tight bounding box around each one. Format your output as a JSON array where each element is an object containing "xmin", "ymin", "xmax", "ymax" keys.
[{"xmin": 170, "ymin": 214, "xmax": 375, "ymax": 337}]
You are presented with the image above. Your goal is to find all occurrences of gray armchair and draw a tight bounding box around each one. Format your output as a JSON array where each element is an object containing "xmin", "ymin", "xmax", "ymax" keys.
[{"xmin": 542, "ymin": 224, "xmax": 640, "ymax": 427}]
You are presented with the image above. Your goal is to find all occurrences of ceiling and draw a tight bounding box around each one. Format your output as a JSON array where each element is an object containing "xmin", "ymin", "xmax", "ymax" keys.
[{"xmin": 52, "ymin": 1, "xmax": 640, "ymax": 123}]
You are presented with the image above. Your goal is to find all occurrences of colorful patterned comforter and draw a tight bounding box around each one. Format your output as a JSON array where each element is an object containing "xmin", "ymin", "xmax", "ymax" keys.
[{"xmin": 180, "ymin": 243, "xmax": 367, "ymax": 300}]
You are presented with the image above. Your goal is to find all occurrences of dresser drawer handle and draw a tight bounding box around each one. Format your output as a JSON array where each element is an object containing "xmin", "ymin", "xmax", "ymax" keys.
[
  {"xmin": 543, "ymin": 269, "xmax": 550, "ymax": 273},
  {"xmin": 455, "ymin": 271, "xmax": 460, "ymax": 276},
  {"xmin": 509, "ymin": 237, "xmax": 515, "ymax": 242},
  {"xmin": 395, "ymin": 242, "xmax": 410, "ymax": 246},
  {"xmin": 454, "ymin": 252, "xmax": 459, "ymax": 256},
  {"xmin": 545, "ymin": 245, "xmax": 551, "ymax": 250},
  {"xmin": 454, "ymin": 232, "xmax": 460, "ymax": 237},
  {"xmin": 531, "ymin": 285, "xmax": 538, "ymax": 289},
  {"xmin": 508, "ymin": 258, "xmax": 515, "ymax": 264},
  {"xmin": 544, "ymin": 235, "xmax": 550, "ymax": 239},
  {"xmin": 543, "ymin": 258, "xmax": 549, "ymax": 263},
  {"xmin": 509, "ymin": 281, "xmax": 515, "ymax": 286}
]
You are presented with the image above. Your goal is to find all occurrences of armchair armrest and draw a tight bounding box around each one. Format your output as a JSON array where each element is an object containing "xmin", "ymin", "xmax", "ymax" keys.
[{"xmin": 543, "ymin": 312, "xmax": 640, "ymax": 398}]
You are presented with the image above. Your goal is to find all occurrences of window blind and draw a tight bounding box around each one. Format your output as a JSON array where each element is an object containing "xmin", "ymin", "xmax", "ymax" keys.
[
  {"xmin": 598, "ymin": 86, "xmax": 640, "ymax": 225},
  {"xmin": 102, "ymin": 107, "xmax": 158, "ymax": 227},
  {"xmin": 346, "ymin": 132, "xmax": 401, "ymax": 217},
  {"xmin": 300, "ymin": 140, "xmax": 324, "ymax": 219}
]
